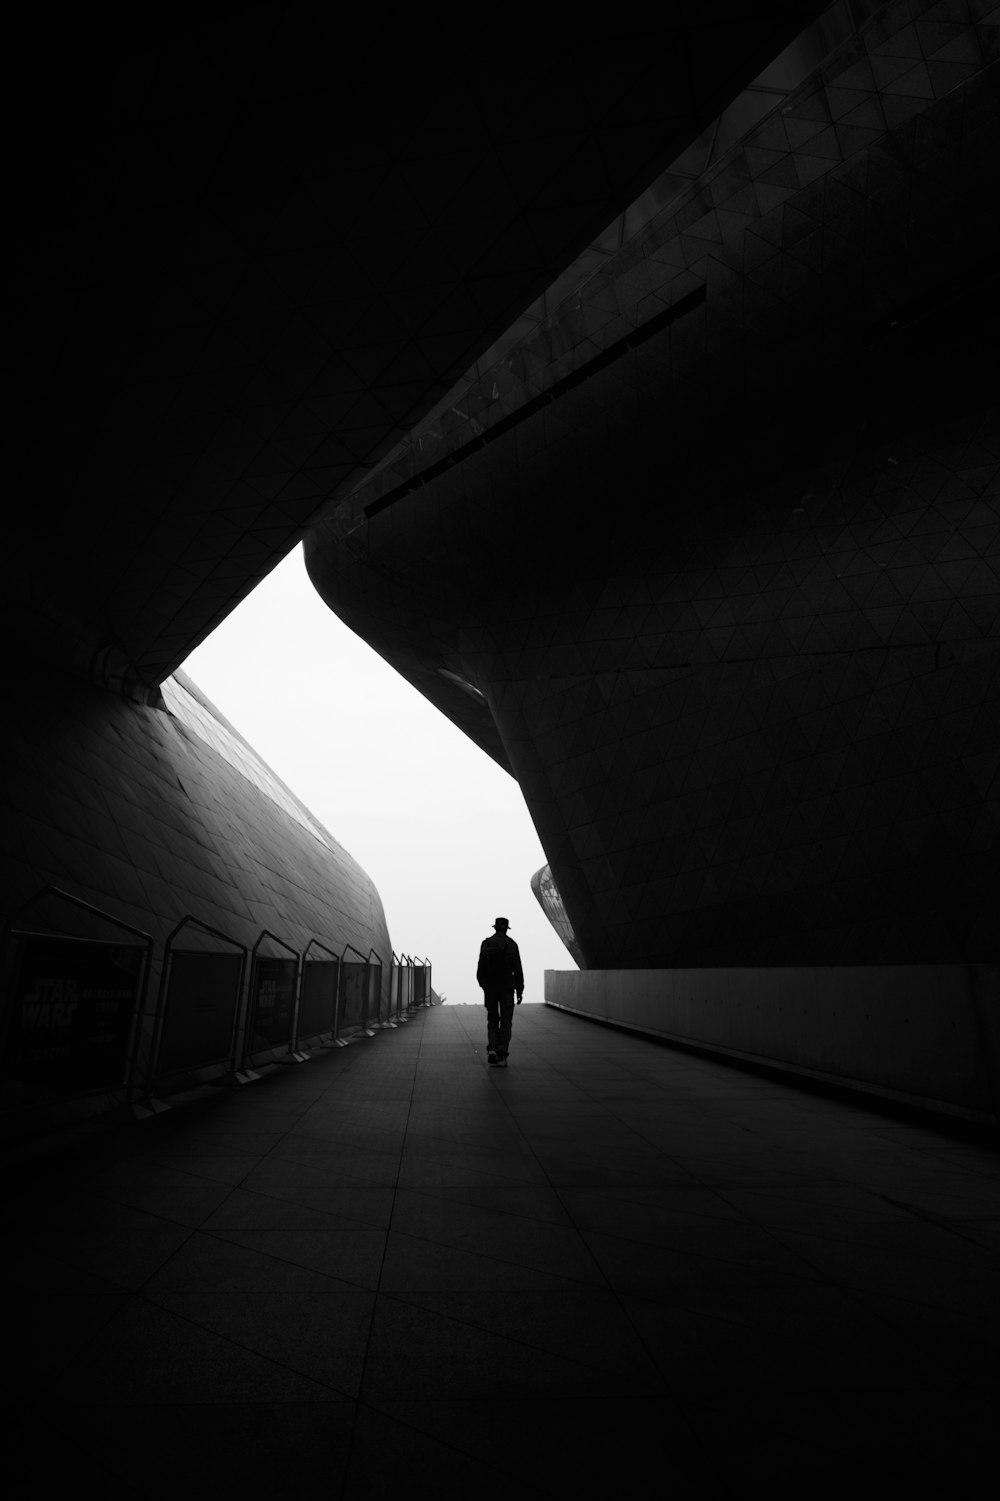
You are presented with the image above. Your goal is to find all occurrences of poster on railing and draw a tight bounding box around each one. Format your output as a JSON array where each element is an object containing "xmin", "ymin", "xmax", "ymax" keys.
[
  {"xmin": 2, "ymin": 936, "xmax": 143, "ymax": 1097},
  {"xmin": 157, "ymin": 951, "xmax": 243, "ymax": 1076},
  {"xmin": 249, "ymin": 956, "xmax": 296, "ymax": 1051}
]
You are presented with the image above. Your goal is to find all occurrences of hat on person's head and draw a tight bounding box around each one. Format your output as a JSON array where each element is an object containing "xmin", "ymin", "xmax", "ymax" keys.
[{"xmin": 493, "ymin": 916, "xmax": 510, "ymax": 928}]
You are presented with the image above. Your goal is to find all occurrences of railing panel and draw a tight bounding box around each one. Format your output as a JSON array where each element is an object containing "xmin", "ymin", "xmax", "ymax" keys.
[
  {"xmin": 368, "ymin": 962, "xmax": 384, "ymax": 1025},
  {"xmin": 299, "ymin": 958, "xmax": 339, "ymax": 1040},
  {"xmin": 248, "ymin": 956, "xmax": 298, "ymax": 1055},
  {"xmin": 390, "ymin": 961, "xmax": 406, "ymax": 1019},
  {"xmin": 156, "ymin": 950, "xmax": 243, "ymax": 1077},
  {"xmin": 3, "ymin": 934, "xmax": 145, "ymax": 1097},
  {"xmin": 340, "ymin": 962, "xmax": 368, "ymax": 1033}
]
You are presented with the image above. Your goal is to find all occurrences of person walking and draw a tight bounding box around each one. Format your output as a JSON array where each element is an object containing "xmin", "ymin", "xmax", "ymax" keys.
[{"xmin": 476, "ymin": 917, "xmax": 524, "ymax": 1068}]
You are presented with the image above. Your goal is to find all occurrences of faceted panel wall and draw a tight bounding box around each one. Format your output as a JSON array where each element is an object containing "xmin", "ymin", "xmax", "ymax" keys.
[
  {"xmin": 306, "ymin": 1, "xmax": 999, "ymax": 970},
  {"xmin": 312, "ymin": 391, "xmax": 998, "ymax": 969},
  {"xmin": 0, "ymin": 669, "xmax": 391, "ymax": 986}
]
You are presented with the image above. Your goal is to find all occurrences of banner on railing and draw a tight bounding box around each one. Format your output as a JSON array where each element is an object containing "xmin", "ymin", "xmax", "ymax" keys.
[{"xmin": 3, "ymin": 935, "xmax": 144, "ymax": 1095}]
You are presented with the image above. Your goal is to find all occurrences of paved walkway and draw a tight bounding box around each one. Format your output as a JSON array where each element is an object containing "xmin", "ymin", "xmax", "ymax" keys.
[{"xmin": 7, "ymin": 1003, "xmax": 999, "ymax": 1496}]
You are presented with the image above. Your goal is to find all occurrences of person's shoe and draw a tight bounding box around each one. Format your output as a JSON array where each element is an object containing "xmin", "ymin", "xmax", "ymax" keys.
[
  {"xmin": 496, "ymin": 1054, "xmax": 508, "ymax": 1068},
  {"xmin": 487, "ymin": 1049, "xmax": 498, "ymax": 1067}
]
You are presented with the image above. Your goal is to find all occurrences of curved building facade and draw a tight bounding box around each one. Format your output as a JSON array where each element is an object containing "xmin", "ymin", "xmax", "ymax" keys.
[
  {"xmin": 306, "ymin": 0, "xmax": 1000, "ymax": 973},
  {"xmin": 0, "ymin": 665, "xmax": 393, "ymax": 1113}
]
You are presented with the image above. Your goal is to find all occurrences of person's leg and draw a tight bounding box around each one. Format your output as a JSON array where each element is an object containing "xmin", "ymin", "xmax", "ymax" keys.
[
  {"xmin": 484, "ymin": 991, "xmax": 500, "ymax": 1058},
  {"xmin": 496, "ymin": 990, "xmax": 515, "ymax": 1061}
]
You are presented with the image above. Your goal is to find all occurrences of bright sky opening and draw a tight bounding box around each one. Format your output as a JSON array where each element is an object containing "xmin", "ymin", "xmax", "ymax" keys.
[{"xmin": 183, "ymin": 546, "xmax": 577, "ymax": 1004}]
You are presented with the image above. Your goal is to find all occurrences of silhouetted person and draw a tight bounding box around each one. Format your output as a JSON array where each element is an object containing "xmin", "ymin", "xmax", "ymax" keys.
[{"xmin": 477, "ymin": 916, "xmax": 524, "ymax": 1068}]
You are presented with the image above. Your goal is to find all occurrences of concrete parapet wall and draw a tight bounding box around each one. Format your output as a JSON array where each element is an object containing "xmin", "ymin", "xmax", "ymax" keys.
[{"xmin": 545, "ymin": 966, "xmax": 1000, "ymax": 1125}]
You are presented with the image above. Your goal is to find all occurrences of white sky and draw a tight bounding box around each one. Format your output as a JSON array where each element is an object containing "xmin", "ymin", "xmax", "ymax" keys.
[{"xmin": 182, "ymin": 545, "xmax": 576, "ymax": 1003}]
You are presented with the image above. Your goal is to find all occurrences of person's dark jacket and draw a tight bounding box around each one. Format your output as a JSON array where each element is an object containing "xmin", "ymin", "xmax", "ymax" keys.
[{"xmin": 477, "ymin": 933, "xmax": 524, "ymax": 993}]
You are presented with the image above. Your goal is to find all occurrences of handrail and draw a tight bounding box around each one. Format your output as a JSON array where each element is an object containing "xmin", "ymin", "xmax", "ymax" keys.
[
  {"xmin": 3, "ymin": 886, "xmax": 153, "ymax": 946},
  {"xmin": 303, "ymin": 939, "xmax": 339, "ymax": 962},
  {"xmin": 2, "ymin": 889, "xmax": 436, "ymax": 1113},
  {"xmin": 252, "ymin": 930, "xmax": 299, "ymax": 962}
]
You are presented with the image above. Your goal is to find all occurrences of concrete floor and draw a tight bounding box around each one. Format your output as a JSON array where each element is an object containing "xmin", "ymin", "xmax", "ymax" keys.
[{"xmin": 6, "ymin": 1002, "xmax": 999, "ymax": 1497}]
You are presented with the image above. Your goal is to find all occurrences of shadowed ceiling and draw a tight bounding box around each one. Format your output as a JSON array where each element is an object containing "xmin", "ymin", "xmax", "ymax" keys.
[{"xmin": 8, "ymin": 6, "xmax": 824, "ymax": 692}]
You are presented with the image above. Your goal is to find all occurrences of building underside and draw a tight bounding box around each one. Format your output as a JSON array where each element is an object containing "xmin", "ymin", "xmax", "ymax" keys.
[
  {"xmin": 305, "ymin": 1, "xmax": 1000, "ymax": 972},
  {"xmin": 8, "ymin": 7, "xmax": 866, "ymax": 1117}
]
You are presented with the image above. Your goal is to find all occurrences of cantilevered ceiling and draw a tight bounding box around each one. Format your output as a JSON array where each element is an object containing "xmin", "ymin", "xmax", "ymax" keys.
[{"xmin": 9, "ymin": 6, "xmax": 825, "ymax": 689}]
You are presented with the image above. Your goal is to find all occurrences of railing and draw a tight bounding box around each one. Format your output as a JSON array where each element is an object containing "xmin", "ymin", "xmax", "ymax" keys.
[
  {"xmin": 0, "ymin": 887, "xmax": 431, "ymax": 1122},
  {"xmin": 388, "ymin": 954, "xmax": 433, "ymax": 1017},
  {"xmin": 390, "ymin": 952, "xmax": 408, "ymax": 1021}
]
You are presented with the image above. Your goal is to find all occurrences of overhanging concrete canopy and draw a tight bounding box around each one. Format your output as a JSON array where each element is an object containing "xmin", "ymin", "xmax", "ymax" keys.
[
  {"xmin": 9, "ymin": 6, "xmax": 826, "ymax": 691},
  {"xmin": 304, "ymin": 2, "xmax": 1000, "ymax": 969}
]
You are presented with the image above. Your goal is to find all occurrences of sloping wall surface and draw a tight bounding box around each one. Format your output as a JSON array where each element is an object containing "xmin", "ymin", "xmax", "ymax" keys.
[{"xmin": 0, "ymin": 669, "xmax": 390, "ymax": 991}]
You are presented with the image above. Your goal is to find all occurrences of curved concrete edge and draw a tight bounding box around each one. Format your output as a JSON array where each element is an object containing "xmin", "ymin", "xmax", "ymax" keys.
[{"xmin": 545, "ymin": 965, "xmax": 1000, "ymax": 1127}]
